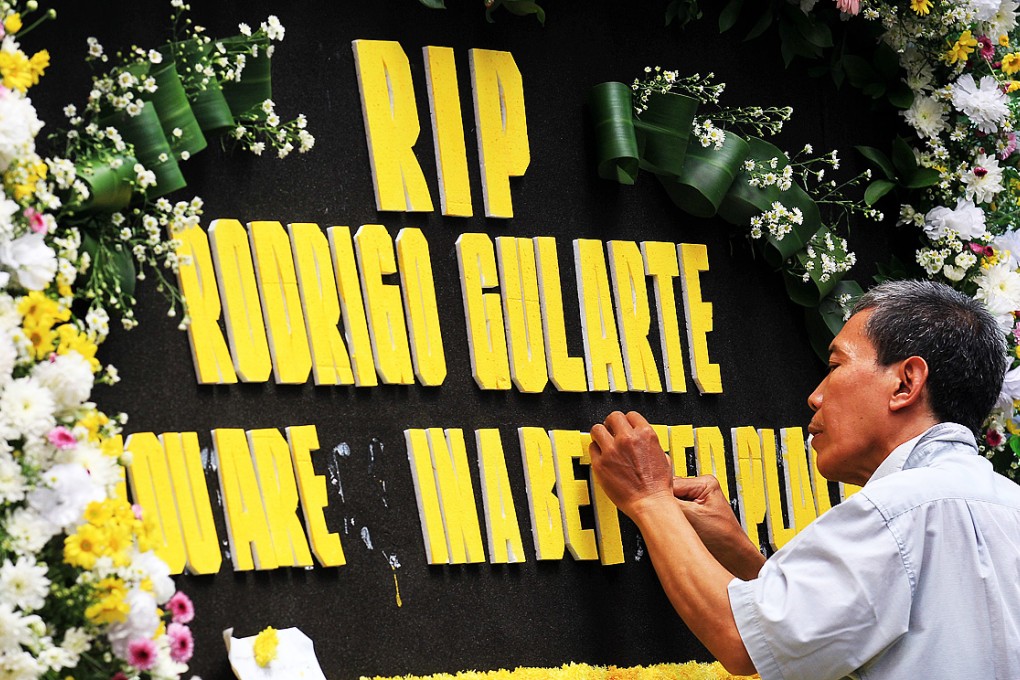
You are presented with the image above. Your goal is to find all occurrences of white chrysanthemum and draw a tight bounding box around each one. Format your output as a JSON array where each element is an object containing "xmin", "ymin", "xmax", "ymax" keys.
[
  {"xmin": 0, "ymin": 232, "xmax": 58, "ymax": 291},
  {"xmin": 129, "ymin": 550, "xmax": 175, "ymax": 604},
  {"xmin": 952, "ymin": 74, "xmax": 1010, "ymax": 133},
  {"xmin": 0, "ymin": 333, "xmax": 16, "ymax": 391},
  {"xmin": 5, "ymin": 507, "xmax": 56, "ymax": 555},
  {"xmin": 149, "ymin": 637, "xmax": 188, "ymax": 680},
  {"xmin": 31, "ymin": 351, "xmax": 93, "ymax": 414},
  {"xmin": 903, "ymin": 94, "xmax": 947, "ymax": 138},
  {"xmin": 37, "ymin": 644, "xmax": 76, "ymax": 673},
  {"xmin": 0, "ymin": 92, "xmax": 42, "ymax": 170},
  {"xmin": 970, "ymin": 0, "xmax": 1003, "ymax": 20},
  {"xmin": 962, "ymin": 153, "xmax": 1006, "ymax": 204},
  {"xmin": 975, "ymin": 262, "xmax": 1020, "ymax": 329},
  {"xmin": 26, "ymin": 463, "xmax": 104, "ymax": 530},
  {"xmin": 107, "ymin": 588, "xmax": 160, "ymax": 659},
  {"xmin": 0, "ymin": 647, "xmax": 46, "ymax": 678},
  {"xmin": 0, "ymin": 376, "xmax": 56, "ymax": 440},
  {"xmin": 0, "ymin": 602, "xmax": 36, "ymax": 653},
  {"xmin": 64, "ymin": 441, "xmax": 120, "ymax": 491},
  {"xmin": 60, "ymin": 626, "xmax": 91, "ymax": 657},
  {"xmin": 0, "ymin": 195, "xmax": 19, "ymax": 241},
  {"xmin": 0, "ymin": 556, "xmax": 50, "ymax": 612},
  {"xmin": 996, "ymin": 364, "xmax": 1020, "ymax": 411},
  {"xmin": 0, "ymin": 452, "xmax": 25, "ymax": 504},
  {"xmin": 923, "ymin": 198, "xmax": 987, "ymax": 240},
  {"xmin": 0, "ymin": 293, "xmax": 18, "ymax": 335},
  {"xmin": 994, "ymin": 229, "xmax": 1020, "ymax": 268},
  {"xmin": 987, "ymin": 0, "xmax": 1019, "ymax": 36}
]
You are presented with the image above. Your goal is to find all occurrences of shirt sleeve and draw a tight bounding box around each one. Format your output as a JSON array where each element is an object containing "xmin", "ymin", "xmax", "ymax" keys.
[{"xmin": 727, "ymin": 493, "xmax": 913, "ymax": 680}]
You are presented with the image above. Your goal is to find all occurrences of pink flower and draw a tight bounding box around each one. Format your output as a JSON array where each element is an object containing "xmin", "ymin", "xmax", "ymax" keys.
[
  {"xmin": 978, "ymin": 34, "xmax": 995, "ymax": 60},
  {"xmin": 127, "ymin": 638, "xmax": 157, "ymax": 671},
  {"xmin": 131, "ymin": 503, "xmax": 144, "ymax": 521},
  {"xmin": 1000, "ymin": 133, "xmax": 1017, "ymax": 160},
  {"xmin": 167, "ymin": 623, "xmax": 195, "ymax": 663},
  {"xmin": 167, "ymin": 591, "xmax": 194, "ymax": 624},
  {"xmin": 24, "ymin": 208, "xmax": 46, "ymax": 234},
  {"xmin": 986, "ymin": 428, "xmax": 1005, "ymax": 448},
  {"xmin": 47, "ymin": 426, "xmax": 76, "ymax": 449},
  {"xmin": 111, "ymin": 673, "xmax": 129, "ymax": 680},
  {"xmin": 970, "ymin": 242, "xmax": 995, "ymax": 257},
  {"xmin": 835, "ymin": 0, "xmax": 860, "ymax": 14}
]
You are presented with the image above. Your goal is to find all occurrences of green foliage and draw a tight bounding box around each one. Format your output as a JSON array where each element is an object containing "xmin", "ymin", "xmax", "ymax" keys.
[
  {"xmin": 665, "ymin": 0, "xmax": 702, "ymax": 28},
  {"xmin": 857, "ymin": 139, "xmax": 940, "ymax": 206}
]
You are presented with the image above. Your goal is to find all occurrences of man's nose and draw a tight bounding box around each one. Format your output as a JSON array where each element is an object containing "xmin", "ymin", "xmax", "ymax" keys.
[{"xmin": 807, "ymin": 385, "xmax": 823, "ymax": 412}]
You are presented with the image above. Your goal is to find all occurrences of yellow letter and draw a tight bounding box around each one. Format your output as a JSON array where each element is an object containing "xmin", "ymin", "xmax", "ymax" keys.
[
  {"xmin": 609, "ymin": 240, "xmax": 662, "ymax": 393},
  {"xmin": 125, "ymin": 433, "xmax": 186, "ymax": 574},
  {"xmin": 476, "ymin": 428, "xmax": 526, "ymax": 564},
  {"xmin": 518, "ymin": 427, "xmax": 564, "ymax": 560},
  {"xmin": 808, "ymin": 441, "xmax": 833, "ymax": 515},
  {"xmin": 678, "ymin": 243, "xmax": 722, "ymax": 394},
  {"xmin": 642, "ymin": 241, "xmax": 687, "ymax": 393},
  {"xmin": 669, "ymin": 424, "xmax": 695, "ymax": 478},
  {"xmin": 405, "ymin": 428, "xmax": 450, "ymax": 564},
  {"xmin": 779, "ymin": 428, "xmax": 819, "ymax": 533},
  {"xmin": 287, "ymin": 425, "xmax": 346, "ymax": 567},
  {"xmin": 550, "ymin": 430, "xmax": 598, "ymax": 560},
  {"xmin": 352, "ymin": 39, "xmax": 434, "ymax": 212},
  {"xmin": 469, "ymin": 49, "xmax": 529, "ymax": 218},
  {"xmin": 396, "ymin": 228, "xmax": 447, "ymax": 386},
  {"xmin": 248, "ymin": 429, "xmax": 314, "ymax": 568},
  {"xmin": 250, "ymin": 221, "xmax": 312, "ymax": 384},
  {"xmin": 694, "ymin": 426, "xmax": 729, "ymax": 501},
  {"xmin": 760, "ymin": 428, "xmax": 796, "ymax": 550},
  {"xmin": 574, "ymin": 239, "xmax": 626, "ymax": 391},
  {"xmin": 732, "ymin": 427, "xmax": 767, "ymax": 550},
  {"xmin": 328, "ymin": 226, "xmax": 378, "ymax": 386},
  {"xmin": 290, "ymin": 223, "xmax": 355, "ymax": 386},
  {"xmin": 456, "ymin": 233, "xmax": 511, "ymax": 390},
  {"xmin": 209, "ymin": 219, "xmax": 271, "ymax": 383},
  {"xmin": 423, "ymin": 46, "xmax": 472, "ymax": 217},
  {"xmin": 497, "ymin": 237, "xmax": 547, "ymax": 393},
  {"xmin": 534, "ymin": 237, "xmax": 586, "ymax": 392},
  {"xmin": 355, "ymin": 224, "xmax": 414, "ymax": 385},
  {"xmin": 580, "ymin": 432, "xmax": 624, "ymax": 565},
  {"xmin": 428, "ymin": 428, "xmax": 486, "ymax": 564},
  {"xmin": 175, "ymin": 223, "xmax": 237, "ymax": 384},
  {"xmin": 161, "ymin": 432, "xmax": 222, "ymax": 575},
  {"xmin": 213, "ymin": 428, "xmax": 278, "ymax": 571}
]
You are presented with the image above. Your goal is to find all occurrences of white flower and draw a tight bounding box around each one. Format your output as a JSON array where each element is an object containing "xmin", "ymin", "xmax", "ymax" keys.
[
  {"xmin": 5, "ymin": 507, "xmax": 57, "ymax": 555},
  {"xmin": 996, "ymin": 364, "xmax": 1020, "ymax": 411},
  {"xmin": 0, "ymin": 452, "xmax": 25, "ymax": 504},
  {"xmin": 952, "ymin": 74, "xmax": 1010, "ymax": 133},
  {"xmin": 26, "ymin": 463, "xmax": 104, "ymax": 530},
  {"xmin": 0, "ymin": 602, "xmax": 36, "ymax": 653},
  {"xmin": 31, "ymin": 351, "xmax": 94, "ymax": 414},
  {"xmin": 987, "ymin": 0, "xmax": 1019, "ymax": 36},
  {"xmin": 975, "ymin": 262, "xmax": 1020, "ymax": 330},
  {"xmin": 66, "ymin": 441, "xmax": 121, "ymax": 492},
  {"xmin": 0, "ymin": 232, "xmax": 58, "ymax": 290},
  {"xmin": 923, "ymin": 199, "xmax": 987, "ymax": 241},
  {"xmin": 0, "ymin": 376, "xmax": 56, "ymax": 440},
  {"xmin": 993, "ymin": 229, "xmax": 1020, "ymax": 268},
  {"xmin": 0, "ymin": 333, "xmax": 15, "ymax": 391},
  {"xmin": 0, "ymin": 93, "xmax": 43, "ymax": 169},
  {"xmin": 969, "ymin": 0, "xmax": 1003, "ymax": 21},
  {"xmin": 902, "ymin": 94, "xmax": 947, "ymax": 139},
  {"xmin": 107, "ymin": 588, "xmax": 160, "ymax": 659},
  {"xmin": 131, "ymin": 550, "xmax": 175, "ymax": 604},
  {"xmin": 0, "ymin": 555, "xmax": 50, "ymax": 612},
  {"xmin": 962, "ymin": 153, "xmax": 1006, "ymax": 204}
]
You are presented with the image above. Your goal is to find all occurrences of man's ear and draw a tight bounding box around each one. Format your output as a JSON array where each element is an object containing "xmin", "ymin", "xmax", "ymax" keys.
[{"xmin": 889, "ymin": 355, "xmax": 929, "ymax": 412}]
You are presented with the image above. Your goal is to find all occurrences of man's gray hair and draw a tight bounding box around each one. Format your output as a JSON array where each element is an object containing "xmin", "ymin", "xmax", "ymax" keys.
[{"xmin": 851, "ymin": 279, "xmax": 1007, "ymax": 432}]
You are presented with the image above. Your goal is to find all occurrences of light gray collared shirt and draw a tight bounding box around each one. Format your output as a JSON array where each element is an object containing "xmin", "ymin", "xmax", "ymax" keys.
[{"xmin": 728, "ymin": 423, "xmax": 1020, "ymax": 680}]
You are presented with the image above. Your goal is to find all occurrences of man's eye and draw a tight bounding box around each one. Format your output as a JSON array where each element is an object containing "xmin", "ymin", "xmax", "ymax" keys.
[{"xmin": 827, "ymin": 364, "xmax": 838, "ymax": 373}]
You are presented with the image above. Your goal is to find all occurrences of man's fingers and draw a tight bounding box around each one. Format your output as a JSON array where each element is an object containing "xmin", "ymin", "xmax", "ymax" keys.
[
  {"xmin": 602, "ymin": 410, "xmax": 630, "ymax": 435},
  {"xmin": 589, "ymin": 423, "xmax": 611, "ymax": 454},
  {"xmin": 625, "ymin": 411, "xmax": 651, "ymax": 429}
]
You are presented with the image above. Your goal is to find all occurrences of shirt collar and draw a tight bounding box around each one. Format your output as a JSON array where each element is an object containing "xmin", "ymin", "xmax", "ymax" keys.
[{"xmin": 867, "ymin": 422, "xmax": 977, "ymax": 485}]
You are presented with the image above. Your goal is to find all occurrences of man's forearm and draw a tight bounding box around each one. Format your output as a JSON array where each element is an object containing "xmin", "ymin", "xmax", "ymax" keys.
[{"xmin": 630, "ymin": 495, "xmax": 757, "ymax": 676}]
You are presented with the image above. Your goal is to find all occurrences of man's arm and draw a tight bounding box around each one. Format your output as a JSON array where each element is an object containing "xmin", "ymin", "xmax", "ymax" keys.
[{"xmin": 589, "ymin": 411, "xmax": 756, "ymax": 676}]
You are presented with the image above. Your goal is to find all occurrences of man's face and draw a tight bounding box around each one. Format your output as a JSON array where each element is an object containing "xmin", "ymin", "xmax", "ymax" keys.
[{"xmin": 807, "ymin": 309, "xmax": 900, "ymax": 485}]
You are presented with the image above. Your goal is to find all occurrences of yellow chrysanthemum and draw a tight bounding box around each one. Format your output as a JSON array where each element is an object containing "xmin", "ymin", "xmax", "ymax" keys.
[
  {"xmin": 3, "ymin": 12, "xmax": 21, "ymax": 34},
  {"xmin": 1003, "ymin": 53, "xmax": 1020, "ymax": 75},
  {"xmin": 56, "ymin": 274, "xmax": 73, "ymax": 300},
  {"xmin": 77, "ymin": 410, "xmax": 110, "ymax": 442},
  {"xmin": 55, "ymin": 323, "xmax": 100, "ymax": 372},
  {"xmin": 64, "ymin": 523, "xmax": 106, "ymax": 569},
  {"xmin": 1002, "ymin": 35, "xmax": 1011, "ymax": 47},
  {"xmin": 136, "ymin": 513, "xmax": 160, "ymax": 552},
  {"xmin": 28, "ymin": 49, "xmax": 48, "ymax": 81},
  {"xmin": 0, "ymin": 50, "xmax": 34, "ymax": 91},
  {"xmin": 84, "ymin": 577, "xmax": 129, "ymax": 625},
  {"xmin": 910, "ymin": 0, "xmax": 932, "ymax": 15},
  {"xmin": 83, "ymin": 499, "xmax": 114, "ymax": 526},
  {"xmin": 945, "ymin": 30, "xmax": 978, "ymax": 64},
  {"xmin": 253, "ymin": 627, "xmax": 279, "ymax": 668},
  {"xmin": 18, "ymin": 290, "xmax": 67, "ymax": 328}
]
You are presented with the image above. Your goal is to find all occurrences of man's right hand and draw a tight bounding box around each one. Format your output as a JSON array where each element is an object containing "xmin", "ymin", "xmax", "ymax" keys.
[{"xmin": 672, "ymin": 475, "xmax": 766, "ymax": 581}]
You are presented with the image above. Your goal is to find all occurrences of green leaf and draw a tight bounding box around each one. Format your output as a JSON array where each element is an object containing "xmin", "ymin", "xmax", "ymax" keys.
[
  {"xmin": 744, "ymin": 9, "xmax": 773, "ymax": 41},
  {"xmin": 841, "ymin": 54, "xmax": 877, "ymax": 87},
  {"xmin": 862, "ymin": 82, "xmax": 886, "ymax": 98},
  {"xmin": 785, "ymin": 6, "xmax": 832, "ymax": 49},
  {"xmin": 1009, "ymin": 435, "xmax": 1020, "ymax": 456},
  {"xmin": 891, "ymin": 136, "xmax": 918, "ymax": 177},
  {"xmin": 901, "ymin": 167, "xmax": 941, "ymax": 189},
  {"xmin": 856, "ymin": 145, "xmax": 896, "ymax": 180},
  {"xmin": 501, "ymin": 0, "xmax": 545, "ymax": 23},
  {"xmin": 719, "ymin": 0, "xmax": 744, "ymax": 32},
  {"xmin": 887, "ymin": 83, "xmax": 915, "ymax": 110},
  {"xmin": 418, "ymin": 0, "xmax": 446, "ymax": 8},
  {"xmin": 864, "ymin": 179, "xmax": 895, "ymax": 206},
  {"xmin": 666, "ymin": 1, "xmax": 679, "ymax": 25},
  {"xmin": 110, "ymin": 245, "xmax": 137, "ymax": 300}
]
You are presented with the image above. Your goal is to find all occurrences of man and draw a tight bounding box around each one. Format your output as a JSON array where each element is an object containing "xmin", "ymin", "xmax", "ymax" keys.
[{"xmin": 589, "ymin": 280, "xmax": 1020, "ymax": 679}]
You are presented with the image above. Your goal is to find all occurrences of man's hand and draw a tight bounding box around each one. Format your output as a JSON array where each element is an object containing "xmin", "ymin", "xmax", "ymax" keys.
[
  {"xmin": 589, "ymin": 411, "xmax": 673, "ymax": 519},
  {"xmin": 673, "ymin": 475, "xmax": 765, "ymax": 580}
]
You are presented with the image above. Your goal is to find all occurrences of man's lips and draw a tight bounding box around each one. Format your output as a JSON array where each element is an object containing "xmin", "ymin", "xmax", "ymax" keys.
[{"xmin": 807, "ymin": 422, "xmax": 821, "ymax": 436}]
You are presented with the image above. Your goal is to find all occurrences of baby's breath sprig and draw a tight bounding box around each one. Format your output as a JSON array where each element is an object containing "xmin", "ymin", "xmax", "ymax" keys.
[
  {"xmin": 631, "ymin": 67, "xmax": 725, "ymax": 115},
  {"xmin": 230, "ymin": 101, "xmax": 315, "ymax": 159},
  {"xmin": 707, "ymin": 105, "xmax": 793, "ymax": 138}
]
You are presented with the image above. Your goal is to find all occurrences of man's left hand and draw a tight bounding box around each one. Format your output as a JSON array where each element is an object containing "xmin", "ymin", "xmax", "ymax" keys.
[{"xmin": 589, "ymin": 410, "xmax": 673, "ymax": 518}]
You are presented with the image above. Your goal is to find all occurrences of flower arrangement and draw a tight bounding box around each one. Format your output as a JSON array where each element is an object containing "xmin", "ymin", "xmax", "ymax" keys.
[
  {"xmin": 0, "ymin": 1, "xmax": 313, "ymax": 677},
  {"xmin": 810, "ymin": 0, "xmax": 1020, "ymax": 475},
  {"xmin": 360, "ymin": 661, "xmax": 757, "ymax": 680}
]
